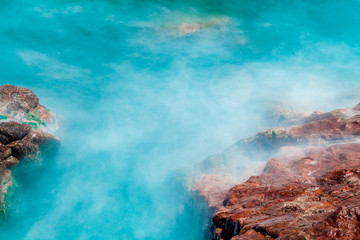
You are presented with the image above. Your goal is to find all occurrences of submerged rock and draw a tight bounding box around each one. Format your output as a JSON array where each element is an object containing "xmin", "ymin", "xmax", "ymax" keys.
[
  {"xmin": 174, "ymin": 17, "xmax": 229, "ymax": 36},
  {"xmin": 0, "ymin": 84, "xmax": 59, "ymax": 216},
  {"xmin": 195, "ymin": 102, "xmax": 360, "ymax": 239},
  {"xmin": 178, "ymin": 23, "xmax": 202, "ymax": 34}
]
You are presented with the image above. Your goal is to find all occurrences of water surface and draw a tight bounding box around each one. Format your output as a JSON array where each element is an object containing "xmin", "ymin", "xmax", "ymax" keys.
[{"xmin": 0, "ymin": 1, "xmax": 360, "ymax": 239}]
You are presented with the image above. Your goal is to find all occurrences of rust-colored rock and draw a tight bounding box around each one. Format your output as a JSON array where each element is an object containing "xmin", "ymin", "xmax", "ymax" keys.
[
  {"xmin": 353, "ymin": 103, "xmax": 360, "ymax": 111},
  {"xmin": 239, "ymin": 114, "xmax": 360, "ymax": 150},
  {"xmin": 198, "ymin": 102, "xmax": 360, "ymax": 240},
  {"xmin": 212, "ymin": 144, "xmax": 360, "ymax": 240},
  {"xmin": 193, "ymin": 175, "xmax": 236, "ymax": 211},
  {"xmin": 272, "ymin": 106, "xmax": 350, "ymax": 125}
]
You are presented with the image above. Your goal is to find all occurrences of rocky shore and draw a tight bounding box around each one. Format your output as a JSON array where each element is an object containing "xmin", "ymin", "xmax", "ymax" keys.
[
  {"xmin": 194, "ymin": 102, "xmax": 360, "ymax": 239},
  {"xmin": 0, "ymin": 85, "xmax": 59, "ymax": 216}
]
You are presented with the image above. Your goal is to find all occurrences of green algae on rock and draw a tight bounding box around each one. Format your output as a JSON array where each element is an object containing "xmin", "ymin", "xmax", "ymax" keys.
[{"xmin": 0, "ymin": 85, "xmax": 59, "ymax": 218}]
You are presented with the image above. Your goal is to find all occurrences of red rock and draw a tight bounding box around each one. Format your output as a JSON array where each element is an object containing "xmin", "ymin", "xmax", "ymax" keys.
[
  {"xmin": 272, "ymin": 105, "xmax": 351, "ymax": 125},
  {"xmin": 237, "ymin": 113, "xmax": 360, "ymax": 153},
  {"xmin": 201, "ymin": 102, "xmax": 360, "ymax": 239},
  {"xmin": 193, "ymin": 175, "xmax": 236, "ymax": 210},
  {"xmin": 353, "ymin": 103, "xmax": 360, "ymax": 111},
  {"xmin": 212, "ymin": 145, "xmax": 360, "ymax": 239}
]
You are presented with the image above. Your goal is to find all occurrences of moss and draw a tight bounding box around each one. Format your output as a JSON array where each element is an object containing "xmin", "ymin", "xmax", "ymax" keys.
[{"xmin": 0, "ymin": 115, "xmax": 7, "ymax": 120}]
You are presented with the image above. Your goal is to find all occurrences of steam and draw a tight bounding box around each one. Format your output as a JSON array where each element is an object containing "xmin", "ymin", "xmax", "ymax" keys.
[{"xmin": 0, "ymin": 0, "xmax": 360, "ymax": 239}]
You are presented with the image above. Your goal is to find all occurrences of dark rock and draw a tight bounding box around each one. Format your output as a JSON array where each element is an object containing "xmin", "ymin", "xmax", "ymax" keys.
[
  {"xmin": 7, "ymin": 131, "xmax": 58, "ymax": 160},
  {"xmin": 3, "ymin": 156, "xmax": 19, "ymax": 168},
  {"xmin": 0, "ymin": 122, "xmax": 31, "ymax": 144}
]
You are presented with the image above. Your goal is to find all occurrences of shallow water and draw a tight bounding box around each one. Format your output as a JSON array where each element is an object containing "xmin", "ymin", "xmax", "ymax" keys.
[{"xmin": 0, "ymin": 0, "xmax": 360, "ymax": 239}]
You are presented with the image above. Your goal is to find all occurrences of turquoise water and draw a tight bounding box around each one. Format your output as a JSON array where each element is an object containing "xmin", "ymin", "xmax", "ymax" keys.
[{"xmin": 1, "ymin": 0, "xmax": 360, "ymax": 239}]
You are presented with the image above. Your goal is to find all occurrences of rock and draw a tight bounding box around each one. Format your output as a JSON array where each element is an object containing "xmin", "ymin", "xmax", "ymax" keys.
[
  {"xmin": 193, "ymin": 175, "xmax": 236, "ymax": 211},
  {"xmin": 0, "ymin": 122, "xmax": 31, "ymax": 144},
  {"xmin": 0, "ymin": 144, "xmax": 11, "ymax": 160},
  {"xmin": 0, "ymin": 84, "xmax": 39, "ymax": 113},
  {"xmin": 196, "ymin": 103, "xmax": 360, "ymax": 189},
  {"xmin": 7, "ymin": 130, "xmax": 58, "ymax": 160},
  {"xmin": 0, "ymin": 162, "xmax": 11, "ymax": 213},
  {"xmin": 0, "ymin": 85, "xmax": 59, "ymax": 216},
  {"xmin": 3, "ymin": 156, "xmax": 19, "ymax": 168},
  {"xmin": 175, "ymin": 17, "xmax": 228, "ymax": 36},
  {"xmin": 195, "ymin": 101, "xmax": 360, "ymax": 239},
  {"xmin": 238, "ymin": 112, "xmax": 360, "ymax": 151},
  {"xmin": 0, "ymin": 84, "xmax": 56, "ymax": 125},
  {"xmin": 212, "ymin": 144, "xmax": 360, "ymax": 239},
  {"xmin": 272, "ymin": 106, "xmax": 349, "ymax": 125},
  {"xmin": 178, "ymin": 23, "xmax": 201, "ymax": 34},
  {"xmin": 353, "ymin": 103, "xmax": 360, "ymax": 111}
]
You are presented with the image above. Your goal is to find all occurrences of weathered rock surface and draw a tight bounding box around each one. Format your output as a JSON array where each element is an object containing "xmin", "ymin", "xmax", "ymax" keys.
[
  {"xmin": 212, "ymin": 144, "xmax": 360, "ymax": 239},
  {"xmin": 0, "ymin": 84, "xmax": 59, "ymax": 215},
  {"xmin": 272, "ymin": 105, "xmax": 351, "ymax": 125},
  {"xmin": 195, "ymin": 102, "xmax": 360, "ymax": 239},
  {"xmin": 239, "ymin": 112, "xmax": 360, "ymax": 150},
  {"xmin": 193, "ymin": 175, "xmax": 236, "ymax": 211}
]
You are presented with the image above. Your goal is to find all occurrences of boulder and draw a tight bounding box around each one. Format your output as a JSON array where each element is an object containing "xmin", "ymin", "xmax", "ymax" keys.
[{"xmin": 0, "ymin": 85, "xmax": 59, "ymax": 216}]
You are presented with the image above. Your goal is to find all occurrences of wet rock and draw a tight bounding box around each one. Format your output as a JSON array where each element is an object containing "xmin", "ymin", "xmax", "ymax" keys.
[
  {"xmin": 272, "ymin": 106, "xmax": 349, "ymax": 125},
  {"xmin": 0, "ymin": 144, "xmax": 11, "ymax": 160},
  {"xmin": 175, "ymin": 17, "xmax": 229, "ymax": 36},
  {"xmin": 0, "ymin": 84, "xmax": 39, "ymax": 113},
  {"xmin": 0, "ymin": 122, "xmax": 31, "ymax": 144},
  {"xmin": 196, "ymin": 103, "xmax": 360, "ymax": 188},
  {"xmin": 353, "ymin": 103, "xmax": 360, "ymax": 111},
  {"xmin": 0, "ymin": 162, "xmax": 11, "ymax": 214},
  {"xmin": 3, "ymin": 156, "xmax": 19, "ymax": 168},
  {"xmin": 0, "ymin": 84, "xmax": 59, "ymax": 216},
  {"xmin": 7, "ymin": 130, "xmax": 58, "ymax": 160},
  {"xmin": 196, "ymin": 102, "xmax": 360, "ymax": 239},
  {"xmin": 193, "ymin": 175, "xmax": 236, "ymax": 211},
  {"xmin": 237, "ymin": 112, "xmax": 360, "ymax": 152},
  {"xmin": 212, "ymin": 144, "xmax": 360, "ymax": 239},
  {"xmin": 178, "ymin": 23, "xmax": 201, "ymax": 34},
  {"xmin": 0, "ymin": 84, "xmax": 56, "ymax": 124}
]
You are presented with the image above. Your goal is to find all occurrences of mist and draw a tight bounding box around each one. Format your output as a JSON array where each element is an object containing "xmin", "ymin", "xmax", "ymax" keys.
[{"xmin": 0, "ymin": 0, "xmax": 360, "ymax": 239}]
